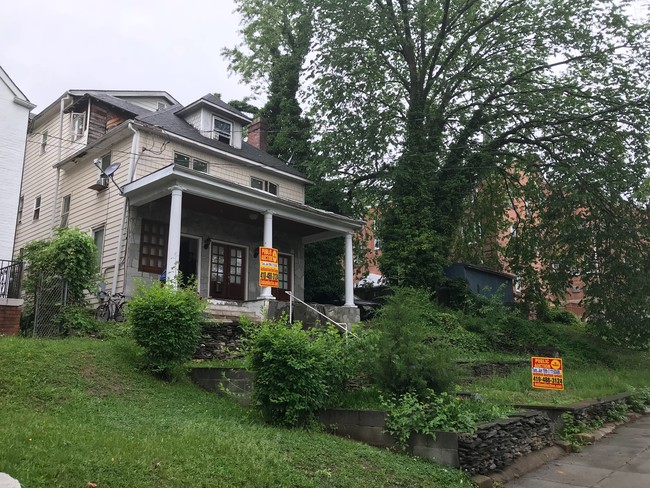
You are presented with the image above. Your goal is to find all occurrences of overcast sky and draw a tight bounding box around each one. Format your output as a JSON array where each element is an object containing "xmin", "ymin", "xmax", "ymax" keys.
[{"xmin": 1, "ymin": 0, "xmax": 252, "ymax": 113}]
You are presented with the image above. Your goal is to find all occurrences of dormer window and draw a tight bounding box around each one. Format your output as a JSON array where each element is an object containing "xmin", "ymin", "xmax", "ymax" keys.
[{"xmin": 213, "ymin": 117, "xmax": 232, "ymax": 145}]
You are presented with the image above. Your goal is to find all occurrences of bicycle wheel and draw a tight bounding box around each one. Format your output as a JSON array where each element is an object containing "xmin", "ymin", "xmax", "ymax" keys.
[
  {"xmin": 95, "ymin": 303, "xmax": 110, "ymax": 321},
  {"xmin": 114, "ymin": 302, "xmax": 126, "ymax": 323}
]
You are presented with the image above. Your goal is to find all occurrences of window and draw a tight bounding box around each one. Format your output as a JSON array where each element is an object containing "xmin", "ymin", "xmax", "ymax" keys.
[
  {"xmin": 17, "ymin": 196, "xmax": 23, "ymax": 224},
  {"xmin": 71, "ymin": 112, "xmax": 86, "ymax": 141},
  {"xmin": 40, "ymin": 131, "xmax": 48, "ymax": 155},
  {"xmin": 98, "ymin": 152, "xmax": 111, "ymax": 171},
  {"xmin": 213, "ymin": 117, "xmax": 232, "ymax": 144},
  {"xmin": 60, "ymin": 195, "xmax": 71, "ymax": 227},
  {"xmin": 372, "ymin": 220, "xmax": 381, "ymax": 250},
  {"xmin": 33, "ymin": 196, "xmax": 41, "ymax": 220},
  {"xmin": 93, "ymin": 226, "xmax": 105, "ymax": 269},
  {"xmin": 139, "ymin": 220, "xmax": 167, "ymax": 274},
  {"xmin": 174, "ymin": 152, "xmax": 208, "ymax": 173},
  {"xmin": 251, "ymin": 177, "xmax": 278, "ymax": 196}
]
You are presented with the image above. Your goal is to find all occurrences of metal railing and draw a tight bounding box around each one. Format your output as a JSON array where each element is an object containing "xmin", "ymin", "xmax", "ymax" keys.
[
  {"xmin": 0, "ymin": 260, "xmax": 23, "ymax": 299},
  {"xmin": 287, "ymin": 291, "xmax": 358, "ymax": 340}
]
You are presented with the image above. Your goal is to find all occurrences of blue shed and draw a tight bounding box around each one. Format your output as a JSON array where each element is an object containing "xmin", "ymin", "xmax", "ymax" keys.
[{"xmin": 444, "ymin": 263, "xmax": 515, "ymax": 303}]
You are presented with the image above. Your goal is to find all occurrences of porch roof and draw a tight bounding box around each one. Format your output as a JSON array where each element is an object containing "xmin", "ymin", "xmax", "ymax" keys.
[{"xmin": 122, "ymin": 165, "xmax": 364, "ymax": 242}]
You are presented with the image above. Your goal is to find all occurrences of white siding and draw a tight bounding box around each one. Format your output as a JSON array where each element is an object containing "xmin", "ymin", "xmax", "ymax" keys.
[{"xmin": 0, "ymin": 78, "xmax": 31, "ymax": 260}]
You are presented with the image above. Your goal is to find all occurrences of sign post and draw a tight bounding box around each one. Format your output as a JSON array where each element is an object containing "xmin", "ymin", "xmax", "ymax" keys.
[
  {"xmin": 531, "ymin": 357, "xmax": 564, "ymax": 390},
  {"xmin": 259, "ymin": 247, "xmax": 279, "ymax": 288}
]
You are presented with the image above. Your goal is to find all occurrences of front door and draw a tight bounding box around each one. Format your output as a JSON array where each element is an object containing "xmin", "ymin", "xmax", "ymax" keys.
[
  {"xmin": 272, "ymin": 254, "xmax": 292, "ymax": 301},
  {"xmin": 210, "ymin": 243, "xmax": 246, "ymax": 300}
]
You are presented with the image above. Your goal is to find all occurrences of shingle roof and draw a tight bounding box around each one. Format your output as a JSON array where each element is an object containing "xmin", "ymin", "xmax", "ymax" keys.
[{"xmin": 136, "ymin": 106, "xmax": 308, "ymax": 180}]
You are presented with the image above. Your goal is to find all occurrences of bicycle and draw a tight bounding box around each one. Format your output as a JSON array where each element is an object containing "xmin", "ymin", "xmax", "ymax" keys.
[{"xmin": 95, "ymin": 291, "xmax": 126, "ymax": 322}]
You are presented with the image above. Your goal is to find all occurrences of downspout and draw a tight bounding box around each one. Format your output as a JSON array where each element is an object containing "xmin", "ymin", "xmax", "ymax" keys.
[
  {"xmin": 110, "ymin": 122, "xmax": 140, "ymax": 295},
  {"xmin": 49, "ymin": 94, "xmax": 71, "ymax": 236}
]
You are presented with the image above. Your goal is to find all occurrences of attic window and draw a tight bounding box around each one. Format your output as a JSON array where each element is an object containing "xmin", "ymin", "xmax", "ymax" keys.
[
  {"xmin": 251, "ymin": 177, "xmax": 278, "ymax": 196},
  {"xmin": 213, "ymin": 117, "xmax": 232, "ymax": 145}
]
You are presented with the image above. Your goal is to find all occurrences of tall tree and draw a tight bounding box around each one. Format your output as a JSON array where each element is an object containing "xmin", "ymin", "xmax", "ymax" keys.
[{"xmin": 225, "ymin": 0, "xmax": 347, "ymax": 302}]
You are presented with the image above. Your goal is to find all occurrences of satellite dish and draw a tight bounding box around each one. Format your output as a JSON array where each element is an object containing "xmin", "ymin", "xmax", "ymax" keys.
[{"xmin": 102, "ymin": 162, "xmax": 121, "ymax": 177}]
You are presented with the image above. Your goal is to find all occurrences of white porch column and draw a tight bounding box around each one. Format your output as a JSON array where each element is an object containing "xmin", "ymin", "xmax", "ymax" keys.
[
  {"xmin": 165, "ymin": 185, "xmax": 183, "ymax": 287},
  {"xmin": 258, "ymin": 210, "xmax": 275, "ymax": 300},
  {"xmin": 344, "ymin": 232, "xmax": 355, "ymax": 307}
]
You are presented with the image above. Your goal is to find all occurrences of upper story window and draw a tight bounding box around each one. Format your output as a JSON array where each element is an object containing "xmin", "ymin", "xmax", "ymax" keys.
[
  {"xmin": 40, "ymin": 131, "xmax": 48, "ymax": 155},
  {"xmin": 71, "ymin": 112, "xmax": 86, "ymax": 141},
  {"xmin": 98, "ymin": 152, "xmax": 111, "ymax": 172},
  {"xmin": 33, "ymin": 196, "xmax": 41, "ymax": 220},
  {"xmin": 213, "ymin": 117, "xmax": 232, "ymax": 145},
  {"xmin": 93, "ymin": 226, "xmax": 105, "ymax": 269},
  {"xmin": 60, "ymin": 195, "xmax": 71, "ymax": 228},
  {"xmin": 174, "ymin": 152, "xmax": 208, "ymax": 173},
  {"xmin": 251, "ymin": 177, "xmax": 278, "ymax": 196}
]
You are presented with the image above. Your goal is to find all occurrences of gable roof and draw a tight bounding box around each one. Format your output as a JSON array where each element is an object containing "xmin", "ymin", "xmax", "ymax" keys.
[
  {"xmin": 0, "ymin": 65, "xmax": 36, "ymax": 109},
  {"xmin": 175, "ymin": 93, "xmax": 252, "ymax": 125}
]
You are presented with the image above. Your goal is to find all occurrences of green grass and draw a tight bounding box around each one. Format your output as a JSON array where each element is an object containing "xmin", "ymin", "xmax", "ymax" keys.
[
  {"xmin": 0, "ymin": 337, "xmax": 471, "ymax": 488},
  {"xmin": 471, "ymin": 359, "xmax": 650, "ymax": 406}
]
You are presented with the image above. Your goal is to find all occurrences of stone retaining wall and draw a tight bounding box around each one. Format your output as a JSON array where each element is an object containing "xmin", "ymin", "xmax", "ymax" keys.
[
  {"xmin": 458, "ymin": 411, "xmax": 554, "ymax": 475},
  {"xmin": 190, "ymin": 367, "xmax": 253, "ymax": 405},
  {"xmin": 193, "ymin": 323, "xmax": 245, "ymax": 361}
]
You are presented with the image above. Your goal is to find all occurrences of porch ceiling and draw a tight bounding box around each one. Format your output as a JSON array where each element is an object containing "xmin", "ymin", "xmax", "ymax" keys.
[{"xmin": 122, "ymin": 165, "xmax": 363, "ymax": 240}]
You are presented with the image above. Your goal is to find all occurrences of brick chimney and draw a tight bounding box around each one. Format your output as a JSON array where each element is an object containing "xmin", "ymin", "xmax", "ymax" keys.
[{"xmin": 247, "ymin": 117, "xmax": 268, "ymax": 152}]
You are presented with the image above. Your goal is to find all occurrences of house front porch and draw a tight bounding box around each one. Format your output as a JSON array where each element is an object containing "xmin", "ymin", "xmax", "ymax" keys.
[{"xmin": 120, "ymin": 165, "xmax": 363, "ymax": 325}]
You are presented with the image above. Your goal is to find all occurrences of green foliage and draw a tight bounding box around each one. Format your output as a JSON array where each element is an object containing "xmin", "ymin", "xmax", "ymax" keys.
[
  {"xmin": 383, "ymin": 390, "xmax": 512, "ymax": 451},
  {"xmin": 22, "ymin": 227, "xmax": 98, "ymax": 304},
  {"xmin": 129, "ymin": 279, "xmax": 205, "ymax": 379},
  {"xmin": 605, "ymin": 402, "xmax": 629, "ymax": 423},
  {"xmin": 361, "ymin": 288, "xmax": 459, "ymax": 396},
  {"xmin": 245, "ymin": 315, "xmax": 348, "ymax": 427},
  {"xmin": 547, "ymin": 308, "xmax": 581, "ymax": 326},
  {"xmin": 627, "ymin": 387, "xmax": 650, "ymax": 413},
  {"xmin": 54, "ymin": 305, "xmax": 101, "ymax": 336}
]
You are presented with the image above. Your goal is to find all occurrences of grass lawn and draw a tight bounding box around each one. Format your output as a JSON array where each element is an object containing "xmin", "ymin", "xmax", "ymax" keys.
[
  {"xmin": 471, "ymin": 353, "xmax": 650, "ymax": 406},
  {"xmin": 0, "ymin": 337, "xmax": 471, "ymax": 488}
]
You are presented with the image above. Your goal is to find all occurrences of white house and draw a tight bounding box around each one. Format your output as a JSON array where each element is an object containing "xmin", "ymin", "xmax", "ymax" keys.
[
  {"xmin": 13, "ymin": 90, "xmax": 363, "ymax": 323},
  {"xmin": 0, "ymin": 66, "xmax": 35, "ymax": 261}
]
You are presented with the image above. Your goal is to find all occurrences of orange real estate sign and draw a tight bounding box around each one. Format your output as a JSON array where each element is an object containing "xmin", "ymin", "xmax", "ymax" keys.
[
  {"xmin": 259, "ymin": 247, "xmax": 279, "ymax": 288},
  {"xmin": 531, "ymin": 357, "xmax": 564, "ymax": 390}
]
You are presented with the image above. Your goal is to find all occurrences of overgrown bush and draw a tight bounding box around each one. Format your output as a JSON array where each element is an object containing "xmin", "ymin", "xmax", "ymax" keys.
[
  {"xmin": 245, "ymin": 315, "xmax": 348, "ymax": 427},
  {"xmin": 363, "ymin": 288, "xmax": 458, "ymax": 397},
  {"xmin": 54, "ymin": 305, "xmax": 101, "ymax": 336},
  {"xmin": 383, "ymin": 390, "xmax": 512, "ymax": 451},
  {"xmin": 22, "ymin": 227, "xmax": 99, "ymax": 304},
  {"xmin": 129, "ymin": 278, "xmax": 205, "ymax": 379}
]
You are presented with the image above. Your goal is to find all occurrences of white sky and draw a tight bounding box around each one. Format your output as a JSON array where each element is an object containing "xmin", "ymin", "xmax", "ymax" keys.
[{"xmin": 1, "ymin": 0, "xmax": 252, "ymax": 113}]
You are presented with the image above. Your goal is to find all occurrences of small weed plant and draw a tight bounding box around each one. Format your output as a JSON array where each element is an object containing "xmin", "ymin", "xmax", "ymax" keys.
[
  {"xmin": 129, "ymin": 276, "xmax": 205, "ymax": 379},
  {"xmin": 383, "ymin": 390, "xmax": 512, "ymax": 451},
  {"xmin": 245, "ymin": 314, "xmax": 348, "ymax": 427},
  {"xmin": 627, "ymin": 387, "xmax": 650, "ymax": 413}
]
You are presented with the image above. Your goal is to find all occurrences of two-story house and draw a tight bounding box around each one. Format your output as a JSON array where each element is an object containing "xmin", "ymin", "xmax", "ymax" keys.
[{"xmin": 14, "ymin": 90, "xmax": 363, "ymax": 323}]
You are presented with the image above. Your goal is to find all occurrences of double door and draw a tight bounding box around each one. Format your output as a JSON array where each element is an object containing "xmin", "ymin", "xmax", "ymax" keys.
[{"xmin": 210, "ymin": 243, "xmax": 246, "ymax": 300}]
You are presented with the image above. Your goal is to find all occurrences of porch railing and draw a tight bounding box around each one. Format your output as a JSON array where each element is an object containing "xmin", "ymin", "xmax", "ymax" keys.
[
  {"xmin": 287, "ymin": 291, "xmax": 358, "ymax": 341},
  {"xmin": 0, "ymin": 260, "xmax": 23, "ymax": 299}
]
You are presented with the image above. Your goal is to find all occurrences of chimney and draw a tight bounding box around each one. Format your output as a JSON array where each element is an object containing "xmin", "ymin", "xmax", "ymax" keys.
[{"xmin": 247, "ymin": 117, "xmax": 268, "ymax": 152}]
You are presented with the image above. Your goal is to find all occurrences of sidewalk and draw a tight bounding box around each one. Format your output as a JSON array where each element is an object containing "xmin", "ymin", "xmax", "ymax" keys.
[{"xmin": 507, "ymin": 414, "xmax": 650, "ymax": 487}]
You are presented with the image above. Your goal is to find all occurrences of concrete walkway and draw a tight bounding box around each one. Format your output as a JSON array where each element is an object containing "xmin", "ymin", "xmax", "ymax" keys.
[{"xmin": 507, "ymin": 414, "xmax": 650, "ymax": 488}]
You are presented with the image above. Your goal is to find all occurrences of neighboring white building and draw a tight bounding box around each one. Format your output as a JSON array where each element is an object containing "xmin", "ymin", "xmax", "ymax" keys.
[{"xmin": 0, "ymin": 66, "xmax": 35, "ymax": 261}]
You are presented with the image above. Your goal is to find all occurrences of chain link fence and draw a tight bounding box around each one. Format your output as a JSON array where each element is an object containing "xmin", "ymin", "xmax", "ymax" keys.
[{"xmin": 33, "ymin": 273, "xmax": 68, "ymax": 337}]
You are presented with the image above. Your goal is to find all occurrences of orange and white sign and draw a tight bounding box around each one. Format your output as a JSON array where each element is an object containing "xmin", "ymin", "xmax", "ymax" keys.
[
  {"xmin": 259, "ymin": 247, "xmax": 279, "ymax": 288},
  {"xmin": 531, "ymin": 356, "xmax": 564, "ymax": 390}
]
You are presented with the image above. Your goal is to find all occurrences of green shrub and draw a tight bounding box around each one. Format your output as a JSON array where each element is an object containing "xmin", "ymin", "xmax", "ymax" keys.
[
  {"xmin": 547, "ymin": 308, "xmax": 580, "ymax": 325},
  {"xmin": 365, "ymin": 288, "xmax": 459, "ymax": 396},
  {"xmin": 245, "ymin": 315, "xmax": 348, "ymax": 427},
  {"xmin": 129, "ymin": 279, "xmax": 205, "ymax": 379},
  {"xmin": 54, "ymin": 305, "xmax": 100, "ymax": 336},
  {"xmin": 628, "ymin": 387, "xmax": 650, "ymax": 413},
  {"xmin": 383, "ymin": 390, "xmax": 512, "ymax": 451}
]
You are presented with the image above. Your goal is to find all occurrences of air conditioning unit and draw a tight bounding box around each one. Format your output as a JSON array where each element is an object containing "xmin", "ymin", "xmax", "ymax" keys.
[{"xmin": 88, "ymin": 175, "xmax": 109, "ymax": 191}]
